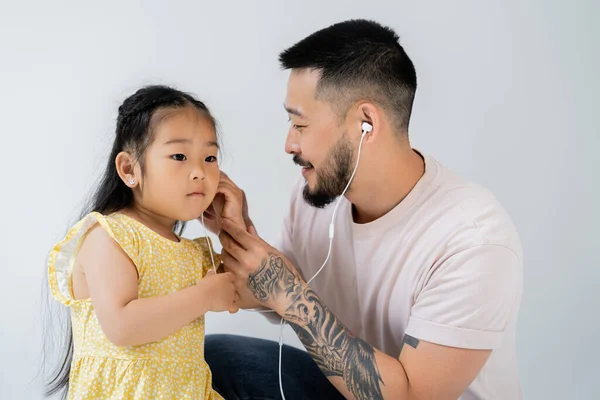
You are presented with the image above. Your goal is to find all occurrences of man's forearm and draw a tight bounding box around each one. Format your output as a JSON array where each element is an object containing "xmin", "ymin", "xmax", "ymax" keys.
[
  {"xmin": 247, "ymin": 253, "xmax": 410, "ymax": 400},
  {"xmin": 284, "ymin": 282, "xmax": 387, "ymax": 399}
]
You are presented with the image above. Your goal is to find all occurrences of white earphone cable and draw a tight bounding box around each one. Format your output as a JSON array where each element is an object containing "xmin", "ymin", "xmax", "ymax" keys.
[
  {"xmin": 201, "ymin": 213, "xmax": 218, "ymax": 274},
  {"xmin": 202, "ymin": 127, "xmax": 369, "ymax": 400},
  {"xmin": 276, "ymin": 129, "xmax": 368, "ymax": 400}
]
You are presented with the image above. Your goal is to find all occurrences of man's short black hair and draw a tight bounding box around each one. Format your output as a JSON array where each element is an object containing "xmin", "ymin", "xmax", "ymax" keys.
[{"xmin": 279, "ymin": 19, "xmax": 417, "ymax": 135}]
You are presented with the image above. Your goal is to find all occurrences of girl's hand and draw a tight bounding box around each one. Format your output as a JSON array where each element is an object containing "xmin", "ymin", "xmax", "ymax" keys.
[{"xmin": 199, "ymin": 270, "xmax": 239, "ymax": 314}]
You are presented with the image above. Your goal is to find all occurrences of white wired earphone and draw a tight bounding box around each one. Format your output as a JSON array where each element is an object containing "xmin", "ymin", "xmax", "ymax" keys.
[{"xmin": 200, "ymin": 121, "xmax": 373, "ymax": 400}]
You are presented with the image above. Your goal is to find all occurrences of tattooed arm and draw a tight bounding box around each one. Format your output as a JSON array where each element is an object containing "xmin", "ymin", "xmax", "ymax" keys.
[
  {"xmin": 245, "ymin": 253, "xmax": 397, "ymax": 399},
  {"xmin": 219, "ymin": 220, "xmax": 492, "ymax": 400}
]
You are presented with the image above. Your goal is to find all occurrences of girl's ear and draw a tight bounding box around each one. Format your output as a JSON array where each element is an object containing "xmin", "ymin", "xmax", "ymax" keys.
[{"xmin": 115, "ymin": 152, "xmax": 139, "ymax": 188}]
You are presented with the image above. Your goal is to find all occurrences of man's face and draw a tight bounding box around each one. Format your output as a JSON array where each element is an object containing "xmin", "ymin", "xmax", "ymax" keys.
[{"xmin": 284, "ymin": 69, "xmax": 356, "ymax": 208}]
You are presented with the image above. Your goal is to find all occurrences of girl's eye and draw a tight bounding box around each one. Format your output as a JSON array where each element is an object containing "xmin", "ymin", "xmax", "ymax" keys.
[
  {"xmin": 205, "ymin": 156, "xmax": 217, "ymax": 163},
  {"xmin": 171, "ymin": 154, "xmax": 187, "ymax": 161}
]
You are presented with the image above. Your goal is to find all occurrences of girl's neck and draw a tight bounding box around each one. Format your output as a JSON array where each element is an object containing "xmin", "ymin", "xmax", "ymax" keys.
[{"xmin": 123, "ymin": 205, "xmax": 179, "ymax": 241}]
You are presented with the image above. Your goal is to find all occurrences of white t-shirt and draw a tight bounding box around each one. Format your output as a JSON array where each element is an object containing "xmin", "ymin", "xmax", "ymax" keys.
[{"xmin": 275, "ymin": 153, "xmax": 523, "ymax": 399}]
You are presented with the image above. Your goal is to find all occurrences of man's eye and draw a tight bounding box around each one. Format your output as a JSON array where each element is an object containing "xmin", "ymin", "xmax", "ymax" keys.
[
  {"xmin": 205, "ymin": 156, "xmax": 217, "ymax": 162},
  {"xmin": 288, "ymin": 118, "xmax": 306, "ymax": 131},
  {"xmin": 171, "ymin": 154, "xmax": 187, "ymax": 161}
]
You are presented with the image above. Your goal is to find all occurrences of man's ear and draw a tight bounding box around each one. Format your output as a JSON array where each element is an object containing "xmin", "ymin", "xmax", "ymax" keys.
[{"xmin": 356, "ymin": 102, "xmax": 381, "ymax": 143}]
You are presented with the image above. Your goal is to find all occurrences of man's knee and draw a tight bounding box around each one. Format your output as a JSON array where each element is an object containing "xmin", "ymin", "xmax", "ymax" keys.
[
  {"xmin": 205, "ymin": 334, "xmax": 246, "ymax": 371},
  {"xmin": 205, "ymin": 334, "xmax": 278, "ymax": 370},
  {"xmin": 205, "ymin": 334, "xmax": 238, "ymax": 356}
]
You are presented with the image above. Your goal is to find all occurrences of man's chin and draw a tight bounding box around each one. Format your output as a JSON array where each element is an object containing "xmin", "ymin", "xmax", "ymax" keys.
[{"xmin": 302, "ymin": 185, "xmax": 337, "ymax": 209}]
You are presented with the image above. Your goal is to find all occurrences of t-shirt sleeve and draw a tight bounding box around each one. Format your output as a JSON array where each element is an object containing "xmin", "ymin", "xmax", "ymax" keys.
[
  {"xmin": 273, "ymin": 177, "xmax": 303, "ymax": 269},
  {"xmin": 405, "ymin": 244, "xmax": 522, "ymax": 350},
  {"xmin": 262, "ymin": 178, "xmax": 305, "ymax": 324}
]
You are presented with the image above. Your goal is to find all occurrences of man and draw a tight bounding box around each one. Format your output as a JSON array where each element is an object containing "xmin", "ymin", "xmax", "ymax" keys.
[{"xmin": 206, "ymin": 19, "xmax": 523, "ymax": 400}]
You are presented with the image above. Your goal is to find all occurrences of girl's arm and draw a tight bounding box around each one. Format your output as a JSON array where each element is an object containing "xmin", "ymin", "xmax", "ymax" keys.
[{"xmin": 77, "ymin": 224, "xmax": 236, "ymax": 347}]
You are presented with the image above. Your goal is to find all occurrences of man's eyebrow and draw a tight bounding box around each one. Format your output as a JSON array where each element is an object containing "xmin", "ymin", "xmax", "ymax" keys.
[{"xmin": 284, "ymin": 104, "xmax": 305, "ymax": 119}]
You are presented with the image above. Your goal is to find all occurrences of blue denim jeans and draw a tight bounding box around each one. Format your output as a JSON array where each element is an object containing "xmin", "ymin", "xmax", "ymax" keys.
[{"xmin": 205, "ymin": 334, "xmax": 346, "ymax": 400}]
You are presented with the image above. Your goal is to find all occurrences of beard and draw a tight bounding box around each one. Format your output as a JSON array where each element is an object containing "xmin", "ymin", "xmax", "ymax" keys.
[{"xmin": 293, "ymin": 135, "xmax": 355, "ymax": 208}]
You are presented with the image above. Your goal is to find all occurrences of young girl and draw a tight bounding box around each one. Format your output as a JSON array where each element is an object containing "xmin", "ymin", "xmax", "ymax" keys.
[{"xmin": 45, "ymin": 85, "xmax": 242, "ymax": 399}]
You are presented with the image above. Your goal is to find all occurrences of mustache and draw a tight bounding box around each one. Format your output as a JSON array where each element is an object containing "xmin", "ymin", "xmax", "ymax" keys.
[{"xmin": 293, "ymin": 155, "xmax": 313, "ymax": 168}]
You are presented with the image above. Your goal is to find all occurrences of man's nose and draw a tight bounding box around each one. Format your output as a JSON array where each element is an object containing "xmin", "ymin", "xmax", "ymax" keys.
[{"xmin": 285, "ymin": 129, "xmax": 300, "ymax": 154}]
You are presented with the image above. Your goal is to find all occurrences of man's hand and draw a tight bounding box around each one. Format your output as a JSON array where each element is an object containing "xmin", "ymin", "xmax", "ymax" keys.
[
  {"xmin": 218, "ymin": 217, "xmax": 300, "ymax": 314},
  {"xmin": 201, "ymin": 171, "xmax": 256, "ymax": 235}
]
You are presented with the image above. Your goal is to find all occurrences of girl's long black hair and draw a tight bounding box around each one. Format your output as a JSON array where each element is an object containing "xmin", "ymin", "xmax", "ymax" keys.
[{"xmin": 44, "ymin": 85, "xmax": 217, "ymax": 398}]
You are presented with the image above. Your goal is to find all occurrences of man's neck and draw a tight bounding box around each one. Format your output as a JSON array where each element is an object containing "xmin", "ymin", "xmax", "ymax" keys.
[{"xmin": 347, "ymin": 146, "xmax": 425, "ymax": 224}]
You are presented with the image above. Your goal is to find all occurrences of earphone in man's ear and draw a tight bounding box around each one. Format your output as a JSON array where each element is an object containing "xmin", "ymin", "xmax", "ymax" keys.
[{"xmin": 361, "ymin": 121, "xmax": 373, "ymax": 137}]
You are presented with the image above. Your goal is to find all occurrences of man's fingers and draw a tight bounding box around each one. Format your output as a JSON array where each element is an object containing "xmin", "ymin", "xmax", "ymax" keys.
[
  {"xmin": 219, "ymin": 172, "xmax": 240, "ymax": 192},
  {"xmin": 220, "ymin": 249, "xmax": 242, "ymax": 273},
  {"xmin": 215, "ymin": 184, "xmax": 239, "ymax": 204},
  {"xmin": 218, "ymin": 171, "xmax": 254, "ymax": 232},
  {"xmin": 242, "ymin": 191, "xmax": 250, "ymax": 215},
  {"xmin": 228, "ymin": 271, "xmax": 237, "ymax": 282},
  {"xmin": 219, "ymin": 228, "xmax": 247, "ymax": 253},
  {"xmin": 247, "ymin": 224, "xmax": 258, "ymax": 237},
  {"xmin": 217, "ymin": 174, "xmax": 239, "ymax": 194},
  {"xmin": 220, "ymin": 218, "xmax": 254, "ymax": 248}
]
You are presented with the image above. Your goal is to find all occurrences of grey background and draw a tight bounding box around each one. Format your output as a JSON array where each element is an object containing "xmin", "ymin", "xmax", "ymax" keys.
[{"xmin": 0, "ymin": 1, "xmax": 597, "ymax": 398}]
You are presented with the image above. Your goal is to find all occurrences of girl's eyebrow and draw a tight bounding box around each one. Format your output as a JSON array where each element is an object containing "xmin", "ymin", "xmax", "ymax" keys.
[
  {"xmin": 164, "ymin": 138, "xmax": 191, "ymax": 145},
  {"xmin": 164, "ymin": 139, "xmax": 219, "ymax": 149}
]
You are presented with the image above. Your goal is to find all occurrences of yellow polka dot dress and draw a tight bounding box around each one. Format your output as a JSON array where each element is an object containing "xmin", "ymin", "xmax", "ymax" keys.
[{"xmin": 47, "ymin": 212, "xmax": 224, "ymax": 400}]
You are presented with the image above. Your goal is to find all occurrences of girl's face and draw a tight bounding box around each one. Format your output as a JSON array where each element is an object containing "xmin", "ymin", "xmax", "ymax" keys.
[{"xmin": 133, "ymin": 107, "xmax": 220, "ymax": 222}]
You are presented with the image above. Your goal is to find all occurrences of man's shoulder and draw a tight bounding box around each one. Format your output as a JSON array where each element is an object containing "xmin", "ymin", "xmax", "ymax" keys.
[{"xmin": 424, "ymin": 157, "xmax": 522, "ymax": 257}]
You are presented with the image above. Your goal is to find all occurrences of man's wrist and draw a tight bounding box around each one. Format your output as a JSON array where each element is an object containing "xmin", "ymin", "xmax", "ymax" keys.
[
  {"xmin": 242, "ymin": 250, "xmax": 306, "ymax": 316},
  {"xmin": 272, "ymin": 273, "xmax": 307, "ymax": 318}
]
